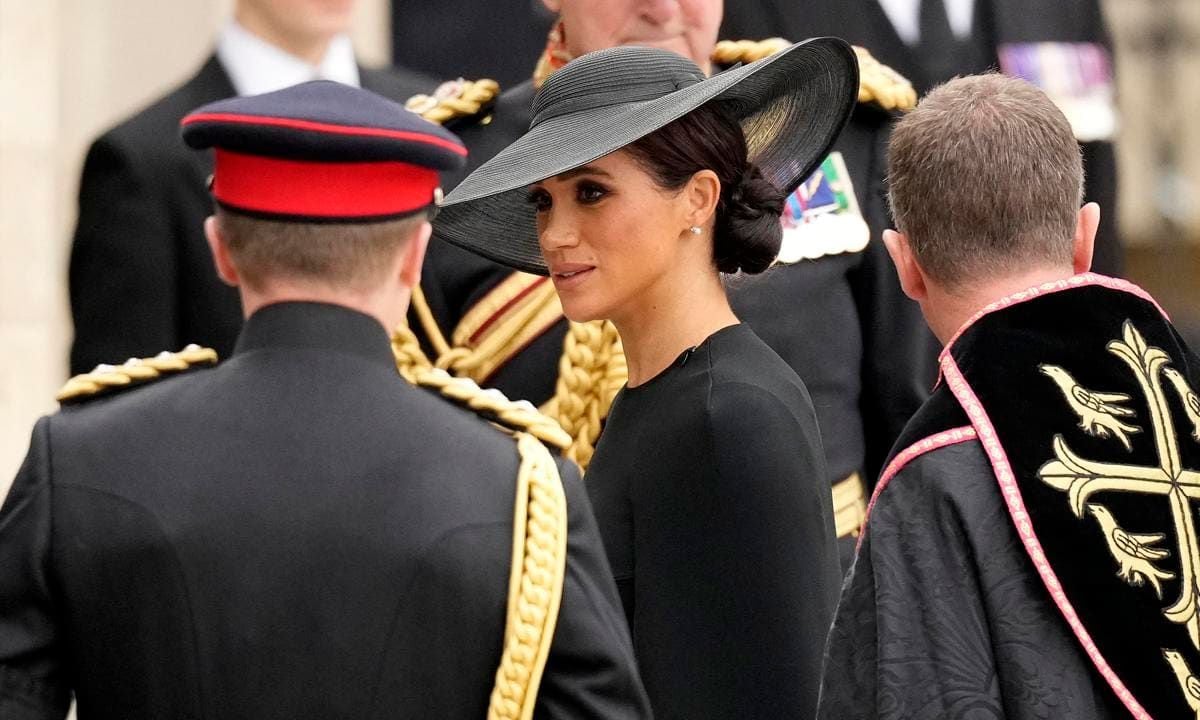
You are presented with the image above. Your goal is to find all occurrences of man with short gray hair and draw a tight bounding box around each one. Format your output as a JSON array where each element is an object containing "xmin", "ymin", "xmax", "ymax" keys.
[{"xmin": 818, "ymin": 73, "xmax": 1200, "ymax": 719}]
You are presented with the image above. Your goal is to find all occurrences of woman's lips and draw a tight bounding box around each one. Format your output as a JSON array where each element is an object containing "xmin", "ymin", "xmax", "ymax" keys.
[{"xmin": 550, "ymin": 264, "xmax": 596, "ymax": 290}]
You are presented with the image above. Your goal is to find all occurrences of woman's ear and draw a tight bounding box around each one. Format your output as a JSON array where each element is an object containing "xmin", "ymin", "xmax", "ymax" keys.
[{"xmin": 684, "ymin": 169, "xmax": 721, "ymax": 230}]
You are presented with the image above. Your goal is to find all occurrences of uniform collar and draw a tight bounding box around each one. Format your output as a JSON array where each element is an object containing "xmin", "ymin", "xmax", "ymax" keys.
[
  {"xmin": 216, "ymin": 19, "xmax": 360, "ymax": 97},
  {"xmin": 233, "ymin": 301, "xmax": 396, "ymax": 370}
]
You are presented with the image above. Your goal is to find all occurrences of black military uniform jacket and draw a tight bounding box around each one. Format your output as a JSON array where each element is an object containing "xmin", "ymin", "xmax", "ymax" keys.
[
  {"xmin": 721, "ymin": 0, "xmax": 1122, "ymax": 276},
  {"xmin": 0, "ymin": 302, "xmax": 649, "ymax": 719},
  {"xmin": 68, "ymin": 57, "xmax": 434, "ymax": 375}
]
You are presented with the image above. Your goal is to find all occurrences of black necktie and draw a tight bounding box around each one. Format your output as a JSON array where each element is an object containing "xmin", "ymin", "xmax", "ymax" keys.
[{"xmin": 918, "ymin": 0, "xmax": 964, "ymax": 84}]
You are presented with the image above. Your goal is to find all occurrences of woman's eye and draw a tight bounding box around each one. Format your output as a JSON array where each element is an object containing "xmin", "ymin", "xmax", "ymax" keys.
[
  {"xmin": 577, "ymin": 183, "xmax": 607, "ymax": 204},
  {"xmin": 526, "ymin": 188, "xmax": 551, "ymax": 212}
]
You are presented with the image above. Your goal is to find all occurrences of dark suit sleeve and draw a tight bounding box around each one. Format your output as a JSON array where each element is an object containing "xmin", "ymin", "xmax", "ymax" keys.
[
  {"xmin": 817, "ymin": 446, "xmax": 1004, "ymax": 719},
  {"xmin": 0, "ymin": 419, "xmax": 72, "ymax": 720},
  {"xmin": 849, "ymin": 113, "xmax": 936, "ymax": 481},
  {"xmin": 634, "ymin": 384, "xmax": 840, "ymax": 719},
  {"xmin": 69, "ymin": 135, "xmax": 180, "ymax": 375},
  {"xmin": 534, "ymin": 458, "xmax": 652, "ymax": 719}
]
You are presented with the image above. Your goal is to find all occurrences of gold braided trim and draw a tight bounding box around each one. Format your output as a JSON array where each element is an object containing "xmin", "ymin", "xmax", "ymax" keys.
[
  {"xmin": 402, "ymin": 276, "xmax": 628, "ymax": 471},
  {"xmin": 455, "ymin": 273, "xmax": 551, "ymax": 348},
  {"xmin": 488, "ymin": 431, "xmax": 568, "ymax": 720},
  {"xmin": 405, "ymin": 78, "xmax": 501, "ymax": 125},
  {"xmin": 411, "ymin": 284, "xmax": 453, "ymax": 358},
  {"xmin": 539, "ymin": 320, "xmax": 627, "ymax": 471},
  {"xmin": 445, "ymin": 275, "xmax": 564, "ymax": 384},
  {"xmin": 832, "ymin": 472, "xmax": 867, "ymax": 539},
  {"xmin": 390, "ymin": 323, "xmax": 435, "ymax": 385},
  {"xmin": 711, "ymin": 37, "xmax": 791, "ymax": 65},
  {"xmin": 711, "ymin": 39, "xmax": 917, "ymax": 112},
  {"xmin": 56, "ymin": 344, "xmax": 219, "ymax": 404},
  {"xmin": 398, "ymin": 355, "xmax": 572, "ymax": 449},
  {"xmin": 853, "ymin": 45, "xmax": 918, "ymax": 112},
  {"xmin": 405, "ymin": 276, "xmax": 565, "ymax": 387}
]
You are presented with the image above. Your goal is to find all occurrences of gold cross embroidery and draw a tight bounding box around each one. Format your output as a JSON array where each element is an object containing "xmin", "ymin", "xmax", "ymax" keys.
[{"xmin": 1039, "ymin": 321, "xmax": 1200, "ymax": 714}]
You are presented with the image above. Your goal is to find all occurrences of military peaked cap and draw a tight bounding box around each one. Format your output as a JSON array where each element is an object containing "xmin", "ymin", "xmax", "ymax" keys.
[{"xmin": 181, "ymin": 80, "xmax": 467, "ymax": 222}]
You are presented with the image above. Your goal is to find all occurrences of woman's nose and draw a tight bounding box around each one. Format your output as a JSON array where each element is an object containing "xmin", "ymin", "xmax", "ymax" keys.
[{"xmin": 539, "ymin": 211, "xmax": 581, "ymax": 252}]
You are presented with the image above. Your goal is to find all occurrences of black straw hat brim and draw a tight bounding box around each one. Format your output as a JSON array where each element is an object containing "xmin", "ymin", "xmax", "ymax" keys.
[{"xmin": 434, "ymin": 37, "xmax": 860, "ymax": 276}]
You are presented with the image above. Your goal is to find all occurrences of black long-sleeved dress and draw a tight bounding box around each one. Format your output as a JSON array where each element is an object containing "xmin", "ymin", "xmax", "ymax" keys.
[{"xmin": 585, "ymin": 322, "xmax": 841, "ymax": 719}]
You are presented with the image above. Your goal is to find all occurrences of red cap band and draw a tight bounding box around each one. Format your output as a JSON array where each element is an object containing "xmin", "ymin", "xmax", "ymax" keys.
[{"xmin": 212, "ymin": 149, "xmax": 440, "ymax": 219}]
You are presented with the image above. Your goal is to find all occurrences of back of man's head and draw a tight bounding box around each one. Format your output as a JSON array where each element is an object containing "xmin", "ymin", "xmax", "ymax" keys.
[
  {"xmin": 887, "ymin": 73, "xmax": 1084, "ymax": 289},
  {"xmin": 182, "ymin": 80, "xmax": 466, "ymax": 327},
  {"xmin": 216, "ymin": 210, "xmax": 426, "ymax": 294}
]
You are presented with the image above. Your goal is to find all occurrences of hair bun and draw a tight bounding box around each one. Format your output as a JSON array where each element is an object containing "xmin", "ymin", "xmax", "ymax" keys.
[{"xmin": 714, "ymin": 164, "xmax": 785, "ymax": 274}]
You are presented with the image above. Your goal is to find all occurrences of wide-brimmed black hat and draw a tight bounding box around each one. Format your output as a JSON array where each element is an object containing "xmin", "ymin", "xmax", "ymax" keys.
[{"xmin": 432, "ymin": 38, "xmax": 859, "ymax": 275}]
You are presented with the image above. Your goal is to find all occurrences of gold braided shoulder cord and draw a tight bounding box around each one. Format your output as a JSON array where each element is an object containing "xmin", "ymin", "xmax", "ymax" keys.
[
  {"xmin": 395, "ymin": 286, "xmax": 628, "ymax": 469},
  {"xmin": 55, "ymin": 344, "xmax": 219, "ymax": 403},
  {"xmin": 488, "ymin": 432, "xmax": 568, "ymax": 720},
  {"xmin": 852, "ymin": 46, "xmax": 918, "ymax": 112},
  {"xmin": 388, "ymin": 341, "xmax": 569, "ymax": 717},
  {"xmin": 405, "ymin": 78, "xmax": 501, "ymax": 125},
  {"xmin": 540, "ymin": 320, "xmax": 627, "ymax": 470},
  {"xmin": 710, "ymin": 39, "xmax": 917, "ymax": 112}
]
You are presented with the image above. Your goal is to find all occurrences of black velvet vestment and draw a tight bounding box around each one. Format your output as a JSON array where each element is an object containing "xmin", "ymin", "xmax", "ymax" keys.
[{"xmin": 821, "ymin": 278, "xmax": 1200, "ymax": 718}]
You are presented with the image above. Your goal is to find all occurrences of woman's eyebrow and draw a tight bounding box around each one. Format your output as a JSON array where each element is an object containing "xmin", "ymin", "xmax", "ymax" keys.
[{"xmin": 555, "ymin": 165, "xmax": 614, "ymax": 181}]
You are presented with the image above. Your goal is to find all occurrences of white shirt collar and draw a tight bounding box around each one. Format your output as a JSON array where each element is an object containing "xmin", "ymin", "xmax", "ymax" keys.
[
  {"xmin": 216, "ymin": 19, "xmax": 360, "ymax": 97},
  {"xmin": 876, "ymin": 0, "xmax": 976, "ymax": 45}
]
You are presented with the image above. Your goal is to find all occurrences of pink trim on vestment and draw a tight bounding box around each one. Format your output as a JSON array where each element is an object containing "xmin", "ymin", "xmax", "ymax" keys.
[
  {"xmin": 941, "ymin": 354, "xmax": 1154, "ymax": 720},
  {"xmin": 856, "ymin": 425, "xmax": 977, "ymax": 553},
  {"xmin": 939, "ymin": 273, "xmax": 1168, "ymax": 370}
]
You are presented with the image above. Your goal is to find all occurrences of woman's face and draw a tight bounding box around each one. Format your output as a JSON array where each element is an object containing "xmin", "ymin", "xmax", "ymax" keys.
[{"xmin": 529, "ymin": 151, "xmax": 694, "ymax": 323}]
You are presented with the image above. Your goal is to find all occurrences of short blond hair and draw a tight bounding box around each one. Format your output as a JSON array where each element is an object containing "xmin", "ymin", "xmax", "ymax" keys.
[
  {"xmin": 887, "ymin": 73, "xmax": 1083, "ymax": 286},
  {"xmin": 217, "ymin": 210, "xmax": 425, "ymax": 291}
]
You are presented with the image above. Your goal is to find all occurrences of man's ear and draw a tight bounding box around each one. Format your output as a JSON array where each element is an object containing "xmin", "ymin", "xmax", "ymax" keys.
[
  {"xmin": 541, "ymin": 0, "xmax": 561, "ymax": 13},
  {"xmin": 1073, "ymin": 202, "xmax": 1099, "ymax": 274},
  {"xmin": 399, "ymin": 220, "xmax": 432, "ymax": 289},
  {"xmin": 882, "ymin": 229, "xmax": 928, "ymax": 303},
  {"xmin": 205, "ymin": 215, "xmax": 240, "ymax": 287},
  {"xmin": 684, "ymin": 169, "xmax": 721, "ymax": 233}
]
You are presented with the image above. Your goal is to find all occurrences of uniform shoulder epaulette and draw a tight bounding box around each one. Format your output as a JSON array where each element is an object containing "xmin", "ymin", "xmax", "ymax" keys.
[
  {"xmin": 405, "ymin": 78, "xmax": 501, "ymax": 127},
  {"xmin": 56, "ymin": 344, "xmax": 218, "ymax": 405},
  {"xmin": 711, "ymin": 39, "xmax": 917, "ymax": 112}
]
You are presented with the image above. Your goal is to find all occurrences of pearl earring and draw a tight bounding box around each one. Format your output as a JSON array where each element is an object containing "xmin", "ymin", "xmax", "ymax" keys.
[{"xmin": 689, "ymin": 226, "xmax": 702, "ymax": 235}]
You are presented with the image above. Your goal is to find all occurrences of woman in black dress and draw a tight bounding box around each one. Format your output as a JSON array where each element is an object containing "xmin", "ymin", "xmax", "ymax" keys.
[{"xmin": 433, "ymin": 40, "xmax": 859, "ymax": 719}]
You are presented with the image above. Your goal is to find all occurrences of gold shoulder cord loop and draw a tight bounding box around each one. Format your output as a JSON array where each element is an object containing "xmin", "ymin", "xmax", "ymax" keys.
[{"xmin": 390, "ymin": 323, "xmax": 434, "ymax": 385}]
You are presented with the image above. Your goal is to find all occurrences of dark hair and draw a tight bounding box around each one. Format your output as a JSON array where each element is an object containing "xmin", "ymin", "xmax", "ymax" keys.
[{"xmin": 624, "ymin": 102, "xmax": 784, "ymax": 274}]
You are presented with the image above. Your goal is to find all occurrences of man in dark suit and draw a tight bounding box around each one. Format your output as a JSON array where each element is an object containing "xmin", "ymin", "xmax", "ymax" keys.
[
  {"xmin": 2, "ymin": 81, "xmax": 649, "ymax": 720},
  {"xmin": 721, "ymin": 0, "xmax": 1123, "ymax": 276},
  {"xmin": 68, "ymin": 0, "xmax": 435, "ymax": 375}
]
